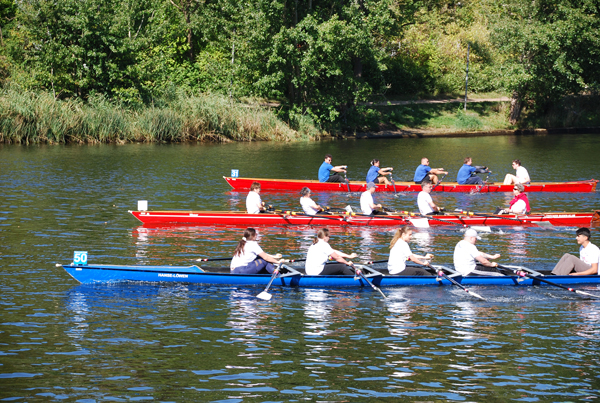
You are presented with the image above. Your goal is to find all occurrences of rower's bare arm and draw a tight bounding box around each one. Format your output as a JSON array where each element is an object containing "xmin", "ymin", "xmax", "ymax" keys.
[
  {"xmin": 259, "ymin": 251, "xmax": 282, "ymax": 264},
  {"xmin": 476, "ymin": 254, "xmax": 499, "ymax": 267},
  {"xmin": 332, "ymin": 165, "xmax": 347, "ymax": 172},
  {"xmin": 431, "ymin": 168, "xmax": 448, "ymax": 175}
]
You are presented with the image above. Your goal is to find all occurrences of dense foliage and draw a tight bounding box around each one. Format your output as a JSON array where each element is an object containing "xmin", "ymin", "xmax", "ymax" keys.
[{"xmin": 1, "ymin": 0, "xmax": 599, "ymax": 130}]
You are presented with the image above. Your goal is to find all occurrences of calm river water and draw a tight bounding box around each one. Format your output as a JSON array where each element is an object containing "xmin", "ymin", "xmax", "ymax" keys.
[{"xmin": 1, "ymin": 134, "xmax": 600, "ymax": 401}]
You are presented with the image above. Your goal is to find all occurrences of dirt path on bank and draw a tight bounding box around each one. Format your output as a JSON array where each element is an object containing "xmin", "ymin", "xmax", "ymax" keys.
[{"xmin": 363, "ymin": 97, "xmax": 511, "ymax": 106}]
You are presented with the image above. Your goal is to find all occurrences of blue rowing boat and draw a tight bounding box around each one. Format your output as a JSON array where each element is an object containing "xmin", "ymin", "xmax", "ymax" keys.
[{"xmin": 60, "ymin": 263, "xmax": 600, "ymax": 288}]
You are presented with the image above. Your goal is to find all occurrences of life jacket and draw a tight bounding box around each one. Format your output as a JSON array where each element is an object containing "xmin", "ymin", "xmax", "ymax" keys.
[{"xmin": 509, "ymin": 193, "xmax": 530, "ymax": 214}]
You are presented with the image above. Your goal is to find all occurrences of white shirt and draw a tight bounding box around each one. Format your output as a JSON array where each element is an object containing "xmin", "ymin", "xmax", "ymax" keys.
[
  {"xmin": 230, "ymin": 241, "xmax": 264, "ymax": 269},
  {"xmin": 360, "ymin": 191, "xmax": 375, "ymax": 215},
  {"xmin": 516, "ymin": 166, "xmax": 530, "ymax": 184},
  {"xmin": 305, "ymin": 239, "xmax": 335, "ymax": 275},
  {"xmin": 417, "ymin": 191, "xmax": 433, "ymax": 215},
  {"xmin": 453, "ymin": 240, "xmax": 481, "ymax": 276},
  {"xmin": 508, "ymin": 199, "xmax": 527, "ymax": 214},
  {"xmin": 300, "ymin": 197, "xmax": 319, "ymax": 215},
  {"xmin": 388, "ymin": 240, "xmax": 412, "ymax": 274},
  {"xmin": 246, "ymin": 191, "xmax": 262, "ymax": 214},
  {"xmin": 580, "ymin": 242, "xmax": 600, "ymax": 271}
]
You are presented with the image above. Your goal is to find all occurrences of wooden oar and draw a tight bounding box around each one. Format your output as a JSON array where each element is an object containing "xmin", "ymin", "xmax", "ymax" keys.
[
  {"xmin": 353, "ymin": 264, "xmax": 386, "ymax": 299},
  {"xmin": 497, "ymin": 264, "xmax": 600, "ymax": 299},
  {"xmin": 196, "ymin": 257, "xmax": 232, "ymax": 262},
  {"xmin": 430, "ymin": 264, "xmax": 486, "ymax": 300},
  {"xmin": 456, "ymin": 210, "xmax": 553, "ymax": 228},
  {"xmin": 345, "ymin": 212, "xmax": 409, "ymax": 222},
  {"xmin": 256, "ymin": 264, "xmax": 281, "ymax": 301}
]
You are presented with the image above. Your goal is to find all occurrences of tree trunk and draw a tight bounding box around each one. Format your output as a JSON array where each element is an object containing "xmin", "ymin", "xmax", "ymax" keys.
[{"xmin": 509, "ymin": 91, "xmax": 522, "ymax": 125}]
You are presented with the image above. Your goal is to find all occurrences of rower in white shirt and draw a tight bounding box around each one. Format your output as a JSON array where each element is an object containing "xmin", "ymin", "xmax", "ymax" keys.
[{"xmin": 551, "ymin": 227, "xmax": 600, "ymax": 276}]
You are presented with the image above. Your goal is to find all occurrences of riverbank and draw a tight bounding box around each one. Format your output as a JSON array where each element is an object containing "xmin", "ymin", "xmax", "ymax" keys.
[{"xmin": 1, "ymin": 89, "xmax": 599, "ymax": 144}]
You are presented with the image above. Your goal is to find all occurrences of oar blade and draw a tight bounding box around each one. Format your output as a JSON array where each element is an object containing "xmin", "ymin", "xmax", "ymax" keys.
[
  {"xmin": 467, "ymin": 290, "xmax": 487, "ymax": 301},
  {"xmin": 256, "ymin": 291, "xmax": 273, "ymax": 301},
  {"xmin": 574, "ymin": 290, "xmax": 600, "ymax": 299},
  {"xmin": 409, "ymin": 218, "xmax": 430, "ymax": 228}
]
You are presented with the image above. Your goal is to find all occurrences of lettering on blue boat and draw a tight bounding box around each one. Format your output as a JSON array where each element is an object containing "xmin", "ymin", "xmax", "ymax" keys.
[{"xmin": 158, "ymin": 273, "xmax": 189, "ymax": 278}]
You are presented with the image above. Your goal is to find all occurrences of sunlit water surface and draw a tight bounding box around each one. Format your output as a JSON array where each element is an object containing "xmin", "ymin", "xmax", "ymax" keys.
[{"xmin": 1, "ymin": 135, "xmax": 600, "ymax": 401}]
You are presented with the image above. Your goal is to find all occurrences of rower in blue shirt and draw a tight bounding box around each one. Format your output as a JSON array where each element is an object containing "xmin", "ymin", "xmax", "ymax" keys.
[
  {"xmin": 318, "ymin": 154, "xmax": 347, "ymax": 183},
  {"xmin": 457, "ymin": 157, "xmax": 489, "ymax": 185},
  {"xmin": 366, "ymin": 159, "xmax": 393, "ymax": 185},
  {"xmin": 413, "ymin": 157, "xmax": 447, "ymax": 184}
]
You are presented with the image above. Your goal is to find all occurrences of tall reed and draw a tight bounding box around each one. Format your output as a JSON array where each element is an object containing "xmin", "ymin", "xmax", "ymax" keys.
[{"xmin": 0, "ymin": 88, "xmax": 319, "ymax": 144}]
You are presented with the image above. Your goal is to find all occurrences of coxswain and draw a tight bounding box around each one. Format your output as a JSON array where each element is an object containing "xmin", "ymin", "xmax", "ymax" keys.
[
  {"xmin": 503, "ymin": 159, "xmax": 531, "ymax": 185},
  {"xmin": 496, "ymin": 183, "xmax": 530, "ymax": 215},
  {"xmin": 551, "ymin": 227, "xmax": 599, "ymax": 276}
]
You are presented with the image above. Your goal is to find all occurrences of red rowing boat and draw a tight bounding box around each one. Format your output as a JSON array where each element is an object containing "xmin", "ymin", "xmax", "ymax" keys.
[
  {"xmin": 130, "ymin": 210, "xmax": 599, "ymax": 227},
  {"xmin": 224, "ymin": 177, "xmax": 598, "ymax": 193}
]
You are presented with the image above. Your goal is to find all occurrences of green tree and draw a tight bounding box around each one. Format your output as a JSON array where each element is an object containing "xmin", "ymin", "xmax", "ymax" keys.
[{"xmin": 491, "ymin": 0, "xmax": 600, "ymax": 123}]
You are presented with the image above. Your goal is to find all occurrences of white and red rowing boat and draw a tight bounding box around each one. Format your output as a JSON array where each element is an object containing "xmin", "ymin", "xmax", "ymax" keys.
[
  {"xmin": 130, "ymin": 210, "xmax": 600, "ymax": 227},
  {"xmin": 223, "ymin": 177, "xmax": 598, "ymax": 193}
]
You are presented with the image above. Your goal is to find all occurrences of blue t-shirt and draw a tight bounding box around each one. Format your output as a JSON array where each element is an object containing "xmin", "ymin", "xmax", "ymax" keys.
[
  {"xmin": 366, "ymin": 165, "xmax": 380, "ymax": 183},
  {"xmin": 318, "ymin": 162, "xmax": 333, "ymax": 182},
  {"xmin": 413, "ymin": 165, "xmax": 431, "ymax": 182},
  {"xmin": 457, "ymin": 164, "xmax": 476, "ymax": 184}
]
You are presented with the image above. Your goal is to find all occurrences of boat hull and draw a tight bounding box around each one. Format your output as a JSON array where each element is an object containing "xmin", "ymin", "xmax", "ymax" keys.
[
  {"xmin": 224, "ymin": 177, "xmax": 598, "ymax": 193},
  {"xmin": 130, "ymin": 210, "xmax": 598, "ymax": 227},
  {"xmin": 63, "ymin": 264, "xmax": 600, "ymax": 287}
]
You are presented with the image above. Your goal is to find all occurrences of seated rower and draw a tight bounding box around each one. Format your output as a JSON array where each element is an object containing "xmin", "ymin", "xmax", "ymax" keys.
[
  {"xmin": 388, "ymin": 226, "xmax": 434, "ymax": 276},
  {"xmin": 551, "ymin": 227, "xmax": 599, "ymax": 276},
  {"xmin": 300, "ymin": 187, "xmax": 323, "ymax": 215},
  {"xmin": 318, "ymin": 154, "xmax": 347, "ymax": 183},
  {"xmin": 417, "ymin": 180, "xmax": 444, "ymax": 215},
  {"xmin": 457, "ymin": 157, "xmax": 489, "ymax": 185},
  {"xmin": 414, "ymin": 157, "xmax": 448, "ymax": 185},
  {"xmin": 246, "ymin": 182, "xmax": 265, "ymax": 214},
  {"xmin": 496, "ymin": 183, "xmax": 529, "ymax": 215},
  {"xmin": 503, "ymin": 159, "xmax": 530, "ymax": 185},
  {"xmin": 360, "ymin": 182, "xmax": 387, "ymax": 215},
  {"xmin": 453, "ymin": 229, "xmax": 502, "ymax": 276},
  {"xmin": 366, "ymin": 159, "xmax": 393, "ymax": 186},
  {"xmin": 305, "ymin": 228, "xmax": 358, "ymax": 275},
  {"xmin": 231, "ymin": 228, "xmax": 285, "ymax": 274}
]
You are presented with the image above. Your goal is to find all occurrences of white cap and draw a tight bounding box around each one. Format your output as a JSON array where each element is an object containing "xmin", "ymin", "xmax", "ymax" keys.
[{"xmin": 464, "ymin": 228, "xmax": 481, "ymax": 239}]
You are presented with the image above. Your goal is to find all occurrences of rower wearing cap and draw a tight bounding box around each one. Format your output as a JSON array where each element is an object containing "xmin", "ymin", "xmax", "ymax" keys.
[
  {"xmin": 360, "ymin": 182, "xmax": 386, "ymax": 215},
  {"xmin": 366, "ymin": 159, "xmax": 393, "ymax": 185},
  {"xmin": 318, "ymin": 154, "xmax": 347, "ymax": 183},
  {"xmin": 300, "ymin": 187, "xmax": 323, "ymax": 216},
  {"xmin": 453, "ymin": 229, "xmax": 502, "ymax": 276}
]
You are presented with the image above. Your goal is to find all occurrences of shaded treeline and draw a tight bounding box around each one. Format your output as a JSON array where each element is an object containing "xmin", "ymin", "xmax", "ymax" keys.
[{"xmin": 0, "ymin": 0, "xmax": 599, "ymax": 143}]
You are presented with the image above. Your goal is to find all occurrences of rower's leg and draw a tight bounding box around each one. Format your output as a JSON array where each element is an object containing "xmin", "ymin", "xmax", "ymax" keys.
[{"xmin": 551, "ymin": 253, "xmax": 585, "ymax": 275}]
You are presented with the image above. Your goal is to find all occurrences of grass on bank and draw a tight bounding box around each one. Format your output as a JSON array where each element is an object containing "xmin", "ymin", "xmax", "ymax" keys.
[
  {"xmin": 0, "ymin": 89, "xmax": 320, "ymax": 144},
  {"xmin": 345, "ymin": 101, "xmax": 513, "ymax": 133}
]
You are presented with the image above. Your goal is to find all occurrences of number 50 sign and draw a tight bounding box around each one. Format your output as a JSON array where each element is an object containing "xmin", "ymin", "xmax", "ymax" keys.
[{"xmin": 74, "ymin": 251, "xmax": 88, "ymax": 265}]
